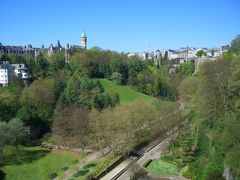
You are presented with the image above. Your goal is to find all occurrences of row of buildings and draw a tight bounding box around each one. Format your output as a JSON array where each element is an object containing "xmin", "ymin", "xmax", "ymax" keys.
[
  {"xmin": 0, "ymin": 32, "xmax": 87, "ymax": 61},
  {"xmin": 0, "ymin": 32, "xmax": 87, "ymax": 86},
  {"xmin": 128, "ymin": 45, "xmax": 230, "ymax": 63}
]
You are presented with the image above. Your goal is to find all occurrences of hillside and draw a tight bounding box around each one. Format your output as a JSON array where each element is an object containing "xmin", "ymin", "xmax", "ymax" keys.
[{"xmin": 94, "ymin": 78, "xmax": 175, "ymax": 110}]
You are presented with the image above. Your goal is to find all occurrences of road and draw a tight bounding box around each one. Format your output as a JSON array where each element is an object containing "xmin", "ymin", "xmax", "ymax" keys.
[
  {"xmin": 116, "ymin": 135, "xmax": 174, "ymax": 180},
  {"xmin": 100, "ymin": 158, "xmax": 135, "ymax": 180},
  {"xmin": 101, "ymin": 132, "xmax": 177, "ymax": 180}
]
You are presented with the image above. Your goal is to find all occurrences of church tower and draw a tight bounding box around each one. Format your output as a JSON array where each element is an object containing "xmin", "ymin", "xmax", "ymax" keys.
[{"xmin": 81, "ymin": 32, "xmax": 87, "ymax": 50}]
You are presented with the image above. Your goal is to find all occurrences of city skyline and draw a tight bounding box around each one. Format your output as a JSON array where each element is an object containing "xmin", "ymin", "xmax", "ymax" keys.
[{"xmin": 1, "ymin": 0, "xmax": 240, "ymax": 52}]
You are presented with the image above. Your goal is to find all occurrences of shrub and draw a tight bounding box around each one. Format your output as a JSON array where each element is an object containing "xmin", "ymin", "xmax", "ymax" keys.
[
  {"xmin": 48, "ymin": 172, "xmax": 57, "ymax": 179},
  {"xmin": 202, "ymin": 162, "xmax": 224, "ymax": 180},
  {"xmin": 182, "ymin": 166, "xmax": 191, "ymax": 178},
  {"xmin": 111, "ymin": 72, "xmax": 122, "ymax": 84}
]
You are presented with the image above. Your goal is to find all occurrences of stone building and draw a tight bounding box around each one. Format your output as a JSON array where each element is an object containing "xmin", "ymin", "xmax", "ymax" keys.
[
  {"xmin": 0, "ymin": 31, "xmax": 88, "ymax": 60},
  {"xmin": 81, "ymin": 32, "xmax": 87, "ymax": 50}
]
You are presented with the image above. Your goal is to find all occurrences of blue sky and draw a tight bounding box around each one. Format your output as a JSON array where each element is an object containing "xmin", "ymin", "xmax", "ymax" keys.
[{"xmin": 1, "ymin": 0, "xmax": 240, "ymax": 52}]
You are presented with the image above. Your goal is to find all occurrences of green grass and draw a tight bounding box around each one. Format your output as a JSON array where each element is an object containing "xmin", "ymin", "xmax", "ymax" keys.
[
  {"xmin": 94, "ymin": 78, "xmax": 173, "ymax": 104},
  {"xmin": 146, "ymin": 159, "xmax": 179, "ymax": 176},
  {"xmin": 72, "ymin": 155, "xmax": 121, "ymax": 179},
  {"xmin": 94, "ymin": 78, "xmax": 153, "ymax": 102},
  {"xmin": 94, "ymin": 78, "xmax": 176, "ymax": 115},
  {"xmin": 0, "ymin": 146, "xmax": 83, "ymax": 180}
]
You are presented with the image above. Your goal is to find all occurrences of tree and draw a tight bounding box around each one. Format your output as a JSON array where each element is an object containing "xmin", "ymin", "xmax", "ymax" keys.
[
  {"xmin": 0, "ymin": 85, "xmax": 22, "ymax": 122},
  {"xmin": 34, "ymin": 52, "xmax": 49, "ymax": 78},
  {"xmin": 8, "ymin": 54, "xmax": 21, "ymax": 64},
  {"xmin": 110, "ymin": 72, "xmax": 122, "ymax": 84},
  {"xmin": 203, "ymin": 59, "xmax": 231, "ymax": 119},
  {"xmin": 0, "ymin": 118, "xmax": 29, "ymax": 160},
  {"xmin": 17, "ymin": 79, "xmax": 55, "ymax": 138},
  {"xmin": 153, "ymin": 77, "xmax": 161, "ymax": 97},
  {"xmin": 58, "ymin": 72, "xmax": 118, "ymax": 110},
  {"xmin": 223, "ymin": 55, "xmax": 240, "ymax": 178},
  {"xmin": 179, "ymin": 76, "xmax": 200, "ymax": 97},
  {"xmin": 48, "ymin": 52, "xmax": 65, "ymax": 73},
  {"xmin": 211, "ymin": 49, "xmax": 215, "ymax": 57},
  {"xmin": 180, "ymin": 62, "xmax": 195, "ymax": 76},
  {"xmin": 230, "ymin": 34, "xmax": 240, "ymax": 54},
  {"xmin": 196, "ymin": 50, "xmax": 206, "ymax": 58},
  {"xmin": 53, "ymin": 79, "xmax": 66, "ymax": 101},
  {"xmin": 128, "ymin": 68, "xmax": 137, "ymax": 86},
  {"xmin": 169, "ymin": 74, "xmax": 180, "ymax": 101},
  {"xmin": 163, "ymin": 51, "xmax": 168, "ymax": 61},
  {"xmin": 136, "ymin": 73, "xmax": 147, "ymax": 94},
  {"xmin": 184, "ymin": 49, "xmax": 240, "ymax": 178},
  {"xmin": 52, "ymin": 107, "xmax": 89, "ymax": 149},
  {"xmin": 157, "ymin": 60, "xmax": 160, "ymax": 69}
]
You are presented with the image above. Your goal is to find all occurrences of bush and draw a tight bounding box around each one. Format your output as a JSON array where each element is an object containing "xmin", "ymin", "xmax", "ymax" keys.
[
  {"xmin": 111, "ymin": 72, "xmax": 122, "ymax": 84},
  {"xmin": 61, "ymin": 166, "xmax": 69, "ymax": 171},
  {"xmin": 182, "ymin": 166, "xmax": 191, "ymax": 178},
  {"xmin": 48, "ymin": 172, "xmax": 57, "ymax": 179},
  {"xmin": 202, "ymin": 162, "xmax": 224, "ymax": 180},
  {"xmin": 179, "ymin": 63, "xmax": 195, "ymax": 76}
]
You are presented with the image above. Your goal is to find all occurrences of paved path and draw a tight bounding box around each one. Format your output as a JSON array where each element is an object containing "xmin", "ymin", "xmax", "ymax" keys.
[
  {"xmin": 115, "ymin": 136, "xmax": 174, "ymax": 180},
  {"xmin": 99, "ymin": 127, "xmax": 180, "ymax": 180},
  {"xmin": 101, "ymin": 158, "xmax": 134, "ymax": 180},
  {"xmin": 100, "ymin": 130, "xmax": 176, "ymax": 180}
]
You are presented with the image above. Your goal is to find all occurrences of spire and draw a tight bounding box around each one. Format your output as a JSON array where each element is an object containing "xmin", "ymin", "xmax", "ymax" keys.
[
  {"xmin": 81, "ymin": 32, "xmax": 87, "ymax": 38},
  {"xmin": 56, "ymin": 40, "xmax": 62, "ymax": 48}
]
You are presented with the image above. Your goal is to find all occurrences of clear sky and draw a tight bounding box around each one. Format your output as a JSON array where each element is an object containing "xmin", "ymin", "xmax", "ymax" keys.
[{"xmin": 1, "ymin": 0, "xmax": 240, "ymax": 52}]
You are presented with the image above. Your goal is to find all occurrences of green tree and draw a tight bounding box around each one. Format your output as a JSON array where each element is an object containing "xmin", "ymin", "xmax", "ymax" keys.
[
  {"xmin": 111, "ymin": 72, "xmax": 122, "ymax": 84},
  {"xmin": 0, "ymin": 118, "xmax": 29, "ymax": 160},
  {"xmin": 196, "ymin": 50, "xmax": 206, "ymax": 58},
  {"xmin": 230, "ymin": 34, "xmax": 240, "ymax": 54},
  {"xmin": 211, "ymin": 49, "xmax": 215, "ymax": 57},
  {"xmin": 0, "ymin": 85, "xmax": 22, "ymax": 122},
  {"xmin": 17, "ymin": 79, "xmax": 55, "ymax": 138},
  {"xmin": 156, "ymin": 61, "xmax": 160, "ymax": 69},
  {"xmin": 8, "ymin": 54, "xmax": 21, "ymax": 64},
  {"xmin": 34, "ymin": 52, "xmax": 49, "ymax": 78},
  {"xmin": 128, "ymin": 68, "xmax": 137, "ymax": 85},
  {"xmin": 180, "ymin": 63, "xmax": 195, "ymax": 75},
  {"xmin": 48, "ymin": 52, "xmax": 65, "ymax": 73}
]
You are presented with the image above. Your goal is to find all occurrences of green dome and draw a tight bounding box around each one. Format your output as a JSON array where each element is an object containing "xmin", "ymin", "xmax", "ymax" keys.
[{"xmin": 81, "ymin": 32, "xmax": 87, "ymax": 38}]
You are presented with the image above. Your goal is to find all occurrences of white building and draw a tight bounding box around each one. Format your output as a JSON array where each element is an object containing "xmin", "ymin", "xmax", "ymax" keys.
[
  {"xmin": 0, "ymin": 61, "xmax": 30, "ymax": 87},
  {"xmin": 0, "ymin": 61, "xmax": 12, "ymax": 87},
  {"xmin": 0, "ymin": 69, "xmax": 9, "ymax": 87},
  {"xmin": 11, "ymin": 64, "xmax": 31, "ymax": 79},
  {"xmin": 127, "ymin": 53, "xmax": 137, "ymax": 58}
]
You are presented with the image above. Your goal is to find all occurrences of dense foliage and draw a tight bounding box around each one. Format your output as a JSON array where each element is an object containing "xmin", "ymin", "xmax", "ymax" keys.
[
  {"xmin": 70, "ymin": 50, "xmax": 179, "ymax": 100},
  {"xmin": 2, "ymin": 35, "xmax": 239, "ymax": 179},
  {"xmin": 168, "ymin": 35, "xmax": 240, "ymax": 179},
  {"xmin": 0, "ymin": 118, "xmax": 29, "ymax": 161}
]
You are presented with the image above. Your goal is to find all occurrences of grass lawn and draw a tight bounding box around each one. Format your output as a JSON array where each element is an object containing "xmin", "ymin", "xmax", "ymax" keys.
[
  {"xmin": 94, "ymin": 78, "xmax": 153, "ymax": 102},
  {"xmin": 146, "ymin": 159, "xmax": 179, "ymax": 176},
  {"xmin": 0, "ymin": 146, "xmax": 84, "ymax": 180},
  {"xmin": 72, "ymin": 155, "xmax": 121, "ymax": 179},
  {"xmin": 94, "ymin": 78, "xmax": 174, "ymax": 107}
]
